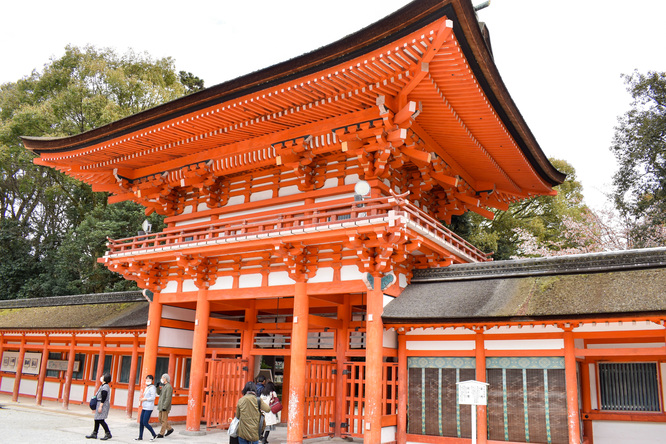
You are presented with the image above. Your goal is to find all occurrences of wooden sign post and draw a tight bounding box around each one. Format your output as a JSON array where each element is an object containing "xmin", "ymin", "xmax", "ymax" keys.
[{"xmin": 457, "ymin": 380, "xmax": 489, "ymax": 444}]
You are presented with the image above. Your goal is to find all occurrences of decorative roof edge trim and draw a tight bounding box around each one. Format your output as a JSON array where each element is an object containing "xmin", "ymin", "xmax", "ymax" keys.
[
  {"xmin": 412, "ymin": 247, "xmax": 666, "ymax": 282},
  {"xmin": 22, "ymin": 0, "xmax": 564, "ymax": 187}
]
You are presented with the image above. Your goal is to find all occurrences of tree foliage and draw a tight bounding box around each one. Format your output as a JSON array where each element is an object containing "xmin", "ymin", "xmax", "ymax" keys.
[
  {"xmin": 0, "ymin": 45, "xmax": 192, "ymax": 299},
  {"xmin": 449, "ymin": 159, "xmax": 617, "ymax": 259},
  {"xmin": 611, "ymin": 71, "xmax": 666, "ymax": 247}
]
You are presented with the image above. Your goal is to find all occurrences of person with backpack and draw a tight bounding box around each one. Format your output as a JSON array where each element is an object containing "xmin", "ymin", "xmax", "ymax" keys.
[
  {"xmin": 236, "ymin": 381, "xmax": 270, "ymax": 444},
  {"xmin": 86, "ymin": 372, "xmax": 112, "ymax": 440},
  {"xmin": 155, "ymin": 373, "xmax": 175, "ymax": 438}
]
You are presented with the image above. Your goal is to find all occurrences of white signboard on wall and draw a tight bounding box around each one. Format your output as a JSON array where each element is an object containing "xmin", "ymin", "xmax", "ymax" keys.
[{"xmin": 1, "ymin": 351, "xmax": 42, "ymax": 375}]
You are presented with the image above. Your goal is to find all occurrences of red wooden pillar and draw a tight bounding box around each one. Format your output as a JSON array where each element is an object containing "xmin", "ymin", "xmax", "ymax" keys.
[
  {"xmin": 287, "ymin": 280, "xmax": 308, "ymax": 444},
  {"xmin": 96, "ymin": 333, "xmax": 107, "ymax": 382},
  {"xmin": 334, "ymin": 294, "xmax": 349, "ymax": 438},
  {"xmin": 396, "ymin": 331, "xmax": 407, "ymax": 444},
  {"xmin": 36, "ymin": 334, "xmax": 50, "ymax": 405},
  {"xmin": 62, "ymin": 333, "xmax": 77, "ymax": 409},
  {"xmin": 364, "ymin": 274, "xmax": 383, "ymax": 443},
  {"xmin": 474, "ymin": 328, "xmax": 488, "ymax": 444},
  {"xmin": 126, "ymin": 333, "xmax": 140, "ymax": 418},
  {"xmin": 12, "ymin": 334, "xmax": 26, "ymax": 402},
  {"xmin": 141, "ymin": 293, "xmax": 163, "ymax": 421},
  {"xmin": 186, "ymin": 287, "xmax": 210, "ymax": 432},
  {"xmin": 242, "ymin": 301, "xmax": 257, "ymax": 381},
  {"xmin": 580, "ymin": 358, "xmax": 593, "ymax": 443},
  {"xmin": 0, "ymin": 333, "xmax": 4, "ymax": 392},
  {"xmin": 563, "ymin": 327, "xmax": 582, "ymax": 444}
]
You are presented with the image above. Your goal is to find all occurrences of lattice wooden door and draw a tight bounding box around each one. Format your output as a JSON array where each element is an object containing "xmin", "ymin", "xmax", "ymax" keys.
[
  {"xmin": 203, "ymin": 357, "xmax": 248, "ymax": 429},
  {"xmin": 304, "ymin": 360, "xmax": 337, "ymax": 438}
]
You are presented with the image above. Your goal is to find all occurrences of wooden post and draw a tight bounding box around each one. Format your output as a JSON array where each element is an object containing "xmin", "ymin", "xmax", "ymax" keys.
[
  {"xmin": 12, "ymin": 334, "xmax": 26, "ymax": 402},
  {"xmin": 36, "ymin": 334, "xmax": 50, "ymax": 405},
  {"xmin": 397, "ymin": 331, "xmax": 407, "ymax": 444},
  {"xmin": 334, "ymin": 294, "xmax": 349, "ymax": 438},
  {"xmin": 580, "ymin": 358, "xmax": 593, "ymax": 443},
  {"xmin": 186, "ymin": 287, "xmax": 210, "ymax": 431},
  {"xmin": 96, "ymin": 333, "xmax": 107, "ymax": 383},
  {"xmin": 62, "ymin": 333, "xmax": 77, "ymax": 409},
  {"xmin": 563, "ymin": 327, "xmax": 582, "ymax": 444},
  {"xmin": 474, "ymin": 328, "xmax": 487, "ymax": 444},
  {"xmin": 0, "ymin": 333, "xmax": 4, "ymax": 390},
  {"xmin": 364, "ymin": 274, "xmax": 383, "ymax": 444},
  {"xmin": 287, "ymin": 280, "xmax": 308, "ymax": 444},
  {"xmin": 126, "ymin": 333, "xmax": 140, "ymax": 418},
  {"xmin": 242, "ymin": 301, "xmax": 257, "ymax": 382},
  {"xmin": 141, "ymin": 293, "xmax": 163, "ymax": 421}
]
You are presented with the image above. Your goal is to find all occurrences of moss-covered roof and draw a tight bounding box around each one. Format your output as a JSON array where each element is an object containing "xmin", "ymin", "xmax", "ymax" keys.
[
  {"xmin": 0, "ymin": 292, "xmax": 148, "ymax": 330},
  {"xmin": 383, "ymin": 248, "xmax": 666, "ymax": 323}
]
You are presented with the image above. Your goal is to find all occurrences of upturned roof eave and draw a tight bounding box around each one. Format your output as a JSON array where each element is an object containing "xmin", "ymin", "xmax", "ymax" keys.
[{"xmin": 22, "ymin": 0, "xmax": 564, "ymax": 187}]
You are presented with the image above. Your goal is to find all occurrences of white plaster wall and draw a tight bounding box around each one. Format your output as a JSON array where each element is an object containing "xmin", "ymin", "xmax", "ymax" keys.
[
  {"xmin": 662, "ymin": 363, "xmax": 666, "ymax": 411},
  {"xmin": 407, "ymin": 340, "xmax": 475, "ymax": 351},
  {"xmin": 344, "ymin": 174, "xmax": 359, "ymax": 184},
  {"xmin": 383, "ymin": 294, "xmax": 394, "ymax": 308},
  {"xmin": 171, "ymin": 404, "xmax": 187, "ymax": 417},
  {"xmin": 182, "ymin": 280, "xmax": 198, "ymax": 292},
  {"xmin": 587, "ymin": 342, "xmax": 665, "ymax": 349},
  {"xmin": 381, "ymin": 425, "xmax": 396, "ymax": 443},
  {"xmin": 174, "ymin": 216, "xmax": 210, "ymax": 227},
  {"xmin": 197, "ymin": 202, "xmax": 209, "ymax": 212},
  {"xmin": 220, "ymin": 200, "xmax": 302, "ymax": 219},
  {"xmin": 19, "ymin": 378, "xmax": 37, "ymax": 396},
  {"xmin": 308, "ymin": 267, "xmax": 334, "ymax": 283},
  {"xmin": 209, "ymin": 275, "xmax": 234, "ymax": 290},
  {"xmin": 574, "ymin": 320, "xmax": 663, "ymax": 332},
  {"xmin": 228, "ymin": 195, "xmax": 245, "ymax": 206},
  {"xmin": 408, "ymin": 327, "xmax": 473, "ymax": 335},
  {"xmin": 114, "ymin": 388, "xmax": 128, "ymax": 407},
  {"xmin": 268, "ymin": 271, "xmax": 294, "ymax": 286},
  {"xmin": 383, "ymin": 329, "xmax": 397, "ymax": 349},
  {"xmin": 1, "ymin": 376, "xmax": 14, "ymax": 392},
  {"xmin": 250, "ymin": 189, "xmax": 273, "ymax": 202},
  {"xmin": 486, "ymin": 324, "xmax": 563, "ymax": 334},
  {"xmin": 162, "ymin": 280, "xmax": 178, "ymax": 293},
  {"xmin": 592, "ymin": 421, "xmax": 666, "ymax": 443},
  {"xmin": 399, "ymin": 273, "xmax": 408, "ymax": 288},
  {"xmin": 314, "ymin": 192, "xmax": 355, "ymax": 203},
  {"xmin": 340, "ymin": 265, "xmax": 363, "ymax": 281},
  {"xmin": 588, "ymin": 363, "xmax": 598, "ymax": 410},
  {"xmin": 239, "ymin": 273, "xmax": 262, "ymax": 288},
  {"xmin": 484, "ymin": 339, "xmax": 564, "ymax": 350},
  {"xmin": 158, "ymin": 327, "xmax": 194, "ymax": 350},
  {"xmin": 69, "ymin": 383, "xmax": 84, "ymax": 402},
  {"xmin": 43, "ymin": 380, "xmax": 60, "ymax": 399},
  {"xmin": 162, "ymin": 306, "xmax": 195, "ymax": 322},
  {"xmin": 321, "ymin": 177, "xmax": 338, "ymax": 190},
  {"xmin": 278, "ymin": 185, "xmax": 300, "ymax": 197}
]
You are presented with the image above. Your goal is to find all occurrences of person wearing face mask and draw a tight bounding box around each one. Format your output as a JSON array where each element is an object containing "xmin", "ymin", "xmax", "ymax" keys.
[
  {"xmin": 86, "ymin": 373, "xmax": 112, "ymax": 440},
  {"xmin": 136, "ymin": 374, "xmax": 158, "ymax": 441},
  {"xmin": 155, "ymin": 373, "xmax": 174, "ymax": 438}
]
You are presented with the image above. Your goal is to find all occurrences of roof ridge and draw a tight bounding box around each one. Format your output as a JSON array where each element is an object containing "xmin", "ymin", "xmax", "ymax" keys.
[
  {"xmin": 412, "ymin": 247, "xmax": 666, "ymax": 282},
  {"xmin": 0, "ymin": 291, "xmax": 144, "ymax": 309}
]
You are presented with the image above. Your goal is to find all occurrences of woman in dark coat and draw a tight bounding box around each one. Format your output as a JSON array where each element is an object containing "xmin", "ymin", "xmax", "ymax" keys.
[{"xmin": 86, "ymin": 372, "xmax": 112, "ymax": 440}]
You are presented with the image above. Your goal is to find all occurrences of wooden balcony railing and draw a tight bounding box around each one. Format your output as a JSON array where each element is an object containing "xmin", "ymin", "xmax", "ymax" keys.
[{"xmin": 104, "ymin": 195, "xmax": 491, "ymax": 262}]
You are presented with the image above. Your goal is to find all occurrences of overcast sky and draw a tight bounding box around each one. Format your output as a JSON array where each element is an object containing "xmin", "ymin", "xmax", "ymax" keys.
[{"xmin": 2, "ymin": 1, "xmax": 665, "ymax": 210}]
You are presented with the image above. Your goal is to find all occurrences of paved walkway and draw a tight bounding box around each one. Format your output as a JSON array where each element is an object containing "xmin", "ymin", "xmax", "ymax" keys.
[{"xmin": 0, "ymin": 394, "xmax": 357, "ymax": 444}]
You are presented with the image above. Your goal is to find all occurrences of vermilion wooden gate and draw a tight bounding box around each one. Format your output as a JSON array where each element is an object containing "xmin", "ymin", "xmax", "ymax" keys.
[
  {"xmin": 341, "ymin": 361, "xmax": 399, "ymax": 438},
  {"xmin": 203, "ymin": 357, "xmax": 248, "ymax": 429},
  {"xmin": 304, "ymin": 360, "xmax": 337, "ymax": 438}
]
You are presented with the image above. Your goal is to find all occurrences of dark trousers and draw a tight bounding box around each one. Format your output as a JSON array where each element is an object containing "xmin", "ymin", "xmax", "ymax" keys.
[
  {"xmin": 93, "ymin": 419, "xmax": 110, "ymax": 435},
  {"xmin": 139, "ymin": 408, "xmax": 156, "ymax": 439}
]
